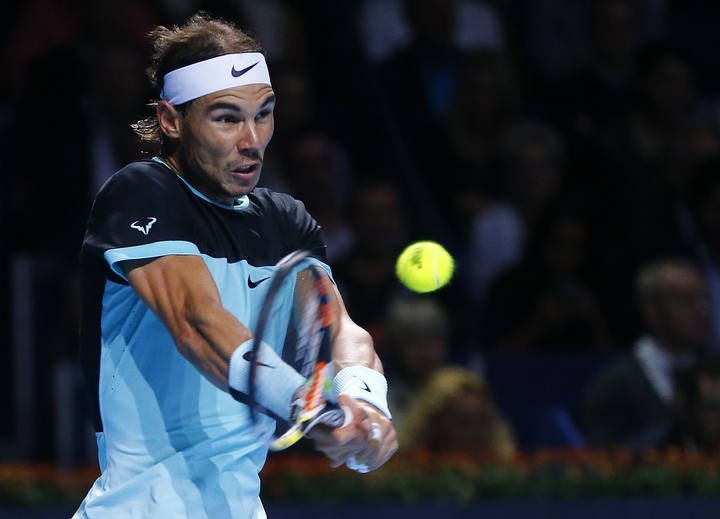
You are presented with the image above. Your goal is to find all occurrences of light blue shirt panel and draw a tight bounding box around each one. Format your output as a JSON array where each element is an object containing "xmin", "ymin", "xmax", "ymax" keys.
[
  {"xmin": 76, "ymin": 241, "xmax": 307, "ymax": 518},
  {"xmin": 104, "ymin": 240, "xmax": 201, "ymax": 280},
  {"xmin": 75, "ymin": 452, "xmax": 265, "ymax": 518}
]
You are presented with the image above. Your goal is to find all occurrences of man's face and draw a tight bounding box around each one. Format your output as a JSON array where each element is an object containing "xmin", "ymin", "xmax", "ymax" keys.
[
  {"xmin": 177, "ymin": 84, "xmax": 275, "ymax": 203},
  {"xmin": 654, "ymin": 267, "xmax": 710, "ymax": 351}
]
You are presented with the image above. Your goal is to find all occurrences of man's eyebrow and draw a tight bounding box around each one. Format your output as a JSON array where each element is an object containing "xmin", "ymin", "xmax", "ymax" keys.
[
  {"xmin": 206, "ymin": 95, "xmax": 276, "ymax": 112},
  {"xmin": 207, "ymin": 102, "xmax": 242, "ymax": 112}
]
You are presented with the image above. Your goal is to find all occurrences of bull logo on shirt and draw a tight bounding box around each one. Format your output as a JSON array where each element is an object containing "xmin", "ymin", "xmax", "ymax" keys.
[{"xmin": 130, "ymin": 217, "xmax": 157, "ymax": 236}]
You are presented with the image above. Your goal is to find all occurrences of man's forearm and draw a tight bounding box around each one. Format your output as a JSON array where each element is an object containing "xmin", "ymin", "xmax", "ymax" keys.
[
  {"xmin": 332, "ymin": 318, "xmax": 382, "ymax": 372},
  {"xmin": 125, "ymin": 256, "xmax": 253, "ymax": 390}
]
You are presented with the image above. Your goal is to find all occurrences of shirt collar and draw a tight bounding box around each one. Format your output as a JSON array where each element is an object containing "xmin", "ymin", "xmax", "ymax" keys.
[{"xmin": 151, "ymin": 156, "xmax": 250, "ymax": 212}]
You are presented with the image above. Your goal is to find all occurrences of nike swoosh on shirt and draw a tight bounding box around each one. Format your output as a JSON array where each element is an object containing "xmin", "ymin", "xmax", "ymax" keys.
[
  {"xmin": 243, "ymin": 350, "xmax": 275, "ymax": 369},
  {"xmin": 231, "ymin": 61, "xmax": 260, "ymax": 77},
  {"xmin": 248, "ymin": 276, "xmax": 270, "ymax": 289}
]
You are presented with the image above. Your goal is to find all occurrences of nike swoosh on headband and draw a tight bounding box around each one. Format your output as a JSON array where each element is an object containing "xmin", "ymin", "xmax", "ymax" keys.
[{"xmin": 231, "ymin": 61, "xmax": 260, "ymax": 77}]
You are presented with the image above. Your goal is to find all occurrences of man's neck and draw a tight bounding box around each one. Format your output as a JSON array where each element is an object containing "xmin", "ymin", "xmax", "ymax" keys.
[
  {"xmin": 162, "ymin": 154, "xmax": 182, "ymax": 174},
  {"xmin": 160, "ymin": 153, "xmax": 236, "ymax": 206}
]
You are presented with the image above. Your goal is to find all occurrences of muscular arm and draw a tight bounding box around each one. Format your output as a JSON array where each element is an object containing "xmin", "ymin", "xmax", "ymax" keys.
[
  {"xmin": 126, "ymin": 254, "xmax": 396, "ymax": 467},
  {"xmin": 331, "ymin": 284, "xmax": 382, "ymax": 373},
  {"xmin": 125, "ymin": 255, "xmax": 378, "ymax": 388},
  {"xmin": 313, "ymin": 283, "xmax": 397, "ymax": 470},
  {"xmin": 124, "ymin": 255, "xmax": 250, "ymax": 390}
]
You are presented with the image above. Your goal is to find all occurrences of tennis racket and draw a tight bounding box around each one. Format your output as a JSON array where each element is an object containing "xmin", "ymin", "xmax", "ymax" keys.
[{"xmin": 248, "ymin": 250, "xmax": 353, "ymax": 451}]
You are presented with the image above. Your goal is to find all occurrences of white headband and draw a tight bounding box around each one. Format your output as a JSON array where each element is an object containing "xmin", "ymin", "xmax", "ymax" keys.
[{"xmin": 160, "ymin": 52, "xmax": 271, "ymax": 105}]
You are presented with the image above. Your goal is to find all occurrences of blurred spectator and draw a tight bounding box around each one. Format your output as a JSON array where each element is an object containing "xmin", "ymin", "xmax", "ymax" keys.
[
  {"xmin": 557, "ymin": 0, "xmax": 641, "ymax": 136},
  {"xmin": 85, "ymin": 43, "xmax": 152, "ymax": 194},
  {"xmin": 517, "ymin": 0, "xmax": 590, "ymax": 87},
  {"xmin": 241, "ymin": 0, "xmax": 309, "ymax": 65},
  {"xmin": 3, "ymin": 40, "xmax": 148, "ymax": 258},
  {"xmin": 256, "ymin": 63, "xmax": 323, "ymax": 193},
  {"xmin": 384, "ymin": 297, "xmax": 450, "ymax": 426},
  {"xmin": 483, "ymin": 209, "xmax": 610, "ymax": 351},
  {"xmin": 400, "ymin": 367, "xmax": 516, "ymax": 459},
  {"xmin": 445, "ymin": 50, "xmax": 520, "ymax": 202},
  {"xmin": 156, "ymin": 1, "xmax": 307, "ymax": 65},
  {"xmin": 667, "ymin": 1, "xmax": 720, "ymax": 92},
  {"xmin": 285, "ymin": 130, "xmax": 355, "ymax": 263},
  {"xmin": 333, "ymin": 181, "xmax": 409, "ymax": 338},
  {"xmin": 357, "ymin": 0, "xmax": 505, "ymax": 64},
  {"xmin": 270, "ymin": 64, "xmax": 320, "ymax": 145},
  {"xmin": 463, "ymin": 120, "xmax": 565, "ymax": 306},
  {"xmin": 517, "ymin": 0, "xmax": 666, "ymax": 87},
  {"xmin": 673, "ymin": 353, "xmax": 720, "ymax": 452},
  {"xmin": 579, "ymin": 46, "xmax": 707, "ymax": 343},
  {"xmin": 3, "ymin": 0, "xmax": 80, "ymax": 98},
  {"xmin": 581, "ymin": 259, "xmax": 710, "ymax": 450},
  {"xmin": 379, "ymin": 0, "xmax": 480, "ymax": 200},
  {"xmin": 681, "ymin": 157, "xmax": 720, "ymax": 349}
]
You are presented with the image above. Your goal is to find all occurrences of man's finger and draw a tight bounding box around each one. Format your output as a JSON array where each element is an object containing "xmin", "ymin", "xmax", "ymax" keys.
[{"xmin": 330, "ymin": 396, "xmax": 367, "ymax": 444}]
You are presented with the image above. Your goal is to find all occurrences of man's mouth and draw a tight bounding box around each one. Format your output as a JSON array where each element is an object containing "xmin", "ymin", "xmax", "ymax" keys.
[{"xmin": 233, "ymin": 163, "xmax": 259, "ymax": 175}]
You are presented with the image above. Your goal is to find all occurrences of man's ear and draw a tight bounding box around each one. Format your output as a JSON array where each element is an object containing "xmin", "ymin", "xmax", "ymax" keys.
[{"xmin": 157, "ymin": 100, "xmax": 183, "ymax": 140}]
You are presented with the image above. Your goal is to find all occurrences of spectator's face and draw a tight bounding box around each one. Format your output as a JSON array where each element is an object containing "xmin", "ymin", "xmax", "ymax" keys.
[
  {"xmin": 643, "ymin": 55, "xmax": 693, "ymax": 119},
  {"xmin": 94, "ymin": 48, "xmax": 145, "ymax": 121},
  {"xmin": 174, "ymin": 85, "xmax": 275, "ymax": 201},
  {"xmin": 456, "ymin": 58, "xmax": 509, "ymax": 122},
  {"xmin": 406, "ymin": 0, "xmax": 457, "ymax": 46},
  {"xmin": 291, "ymin": 134, "xmax": 347, "ymax": 216},
  {"xmin": 652, "ymin": 268, "xmax": 710, "ymax": 351},
  {"xmin": 591, "ymin": 0, "xmax": 637, "ymax": 64},
  {"xmin": 542, "ymin": 219, "xmax": 588, "ymax": 276},
  {"xmin": 272, "ymin": 69, "xmax": 315, "ymax": 132},
  {"xmin": 433, "ymin": 389, "xmax": 496, "ymax": 451},
  {"xmin": 693, "ymin": 375, "xmax": 720, "ymax": 450},
  {"xmin": 511, "ymin": 146, "xmax": 561, "ymax": 208},
  {"xmin": 398, "ymin": 336, "xmax": 447, "ymax": 382},
  {"xmin": 353, "ymin": 186, "xmax": 407, "ymax": 255}
]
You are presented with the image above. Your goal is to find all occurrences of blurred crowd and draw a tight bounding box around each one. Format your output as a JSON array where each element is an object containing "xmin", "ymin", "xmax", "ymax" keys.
[{"xmin": 3, "ymin": 0, "xmax": 720, "ymax": 463}]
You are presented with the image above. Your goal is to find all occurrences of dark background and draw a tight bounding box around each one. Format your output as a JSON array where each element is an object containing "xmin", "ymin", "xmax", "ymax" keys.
[{"xmin": 2, "ymin": 0, "xmax": 720, "ymax": 512}]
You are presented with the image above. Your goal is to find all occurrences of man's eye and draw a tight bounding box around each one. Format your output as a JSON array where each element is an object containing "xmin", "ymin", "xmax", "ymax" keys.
[
  {"xmin": 256, "ymin": 110, "xmax": 272, "ymax": 120},
  {"xmin": 217, "ymin": 115, "xmax": 239, "ymax": 123}
]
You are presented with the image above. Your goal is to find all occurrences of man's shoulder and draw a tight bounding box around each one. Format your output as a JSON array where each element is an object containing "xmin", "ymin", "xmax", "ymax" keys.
[
  {"xmin": 99, "ymin": 159, "xmax": 177, "ymax": 197},
  {"xmin": 251, "ymin": 187, "xmax": 301, "ymax": 208},
  {"xmin": 250, "ymin": 187, "xmax": 310, "ymax": 218}
]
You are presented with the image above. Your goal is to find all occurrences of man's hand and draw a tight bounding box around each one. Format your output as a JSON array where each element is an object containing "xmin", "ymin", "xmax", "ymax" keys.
[{"xmin": 308, "ymin": 395, "xmax": 397, "ymax": 472}]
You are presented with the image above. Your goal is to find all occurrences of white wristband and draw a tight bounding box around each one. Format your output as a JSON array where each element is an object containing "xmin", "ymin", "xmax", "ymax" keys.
[
  {"xmin": 228, "ymin": 339, "xmax": 305, "ymax": 421},
  {"xmin": 333, "ymin": 366, "xmax": 392, "ymax": 419}
]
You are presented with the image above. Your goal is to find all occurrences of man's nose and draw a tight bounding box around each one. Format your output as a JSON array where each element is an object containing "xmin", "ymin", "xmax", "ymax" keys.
[{"xmin": 238, "ymin": 120, "xmax": 260, "ymax": 150}]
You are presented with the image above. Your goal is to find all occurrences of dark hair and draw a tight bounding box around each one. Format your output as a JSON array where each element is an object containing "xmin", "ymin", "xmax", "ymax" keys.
[
  {"xmin": 634, "ymin": 258, "xmax": 699, "ymax": 308},
  {"xmin": 132, "ymin": 13, "xmax": 263, "ymax": 154}
]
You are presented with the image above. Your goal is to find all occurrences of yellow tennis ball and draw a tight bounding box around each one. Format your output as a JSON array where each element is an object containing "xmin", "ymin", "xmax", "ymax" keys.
[{"xmin": 396, "ymin": 241, "xmax": 454, "ymax": 293}]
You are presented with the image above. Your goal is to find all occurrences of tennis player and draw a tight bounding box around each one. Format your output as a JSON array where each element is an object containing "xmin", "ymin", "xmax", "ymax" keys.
[{"xmin": 74, "ymin": 14, "xmax": 396, "ymax": 519}]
